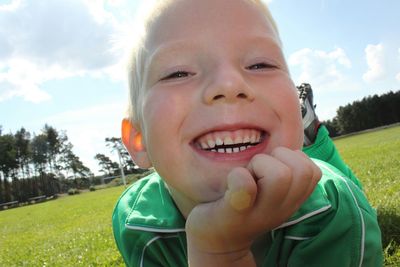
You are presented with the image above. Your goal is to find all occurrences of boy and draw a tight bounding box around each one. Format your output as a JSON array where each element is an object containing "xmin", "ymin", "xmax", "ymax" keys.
[{"xmin": 113, "ymin": 0, "xmax": 382, "ymax": 266}]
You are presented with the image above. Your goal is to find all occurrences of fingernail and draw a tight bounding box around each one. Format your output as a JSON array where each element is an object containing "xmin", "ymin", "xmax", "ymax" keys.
[{"xmin": 230, "ymin": 189, "xmax": 251, "ymax": 211}]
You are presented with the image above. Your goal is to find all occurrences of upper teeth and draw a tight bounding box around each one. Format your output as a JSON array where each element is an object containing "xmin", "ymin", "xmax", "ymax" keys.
[{"xmin": 196, "ymin": 129, "xmax": 263, "ymax": 153}]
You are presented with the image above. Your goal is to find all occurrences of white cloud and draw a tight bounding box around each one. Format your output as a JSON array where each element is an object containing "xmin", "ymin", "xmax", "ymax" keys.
[
  {"xmin": 363, "ymin": 44, "xmax": 386, "ymax": 83},
  {"xmin": 0, "ymin": 0, "xmax": 123, "ymax": 103},
  {"xmin": 363, "ymin": 43, "xmax": 400, "ymax": 84},
  {"xmin": 0, "ymin": 0, "xmax": 21, "ymax": 11},
  {"xmin": 287, "ymin": 47, "xmax": 367, "ymax": 121},
  {"xmin": 288, "ymin": 47, "xmax": 352, "ymax": 91},
  {"xmin": 0, "ymin": 58, "xmax": 53, "ymax": 102},
  {"xmin": 107, "ymin": 0, "xmax": 126, "ymax": 7}
]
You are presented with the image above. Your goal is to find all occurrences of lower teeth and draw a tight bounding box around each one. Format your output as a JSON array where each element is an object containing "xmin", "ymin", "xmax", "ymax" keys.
[{"xmin": 209, "ymin": 145, "xmax": 250, "ymax": 153}]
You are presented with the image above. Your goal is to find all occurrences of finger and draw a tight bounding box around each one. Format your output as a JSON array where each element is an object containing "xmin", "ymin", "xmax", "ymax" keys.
[
  {"xmin": 245, "ymin": 153, "xmax": 299, "ymax": 230},
  {"xmin": 188, "ymin": 167, "xmax": 257, "ymax": 234},
  {"xmin": 295, "ymin": 149, "xmax": 310, "ymax": 159},
  {"xmin": 247, "ymin": 153, "xmax": 293, "ymax": 209},
  {"xmin": 225, "ymin": 167, "xmax": 257, "ymax": 212},
  {"xmin": 270, "ymin": 148, "xmax": 316, "ymax": 208}
]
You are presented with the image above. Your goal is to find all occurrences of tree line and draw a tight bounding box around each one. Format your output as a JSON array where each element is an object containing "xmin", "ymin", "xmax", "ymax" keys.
[
  {"xmin": 323, "ymin": 90, "xmax": 400, "ymax": 137},
  {"xmin": 2, "ymin": 89, "xmax": 398, "ymax": 204},
  {"xmin": 0, "ymin": 125, "xmax": 138, "ymax": 204}
]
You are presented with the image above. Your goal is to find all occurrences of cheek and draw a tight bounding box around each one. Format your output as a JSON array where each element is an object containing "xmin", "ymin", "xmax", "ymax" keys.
[
  {"xmin": 142, "ymin": 90, "xmax": 180, "ymax": 130},
  {"xmin": 283, "ymin": 99, "xmax": 303, "ymax": 149},
  {"xmin": 142, "ymin": 95, "xmax": 172, "ymax": 144},
  {"xmin": 273, "ymin": 87, "xmax": 303, "ymax": 149},
  {"xmin": 141, "ymin": 89, "xmax": 191, "ymax": 162},
  {"xmin": 289, "ymin": 115, "xmax": 304, "ymax": 149}
]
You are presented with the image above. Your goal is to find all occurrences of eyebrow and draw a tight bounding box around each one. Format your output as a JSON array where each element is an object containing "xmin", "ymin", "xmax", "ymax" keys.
[
  {"xmin": 145, "ymin": 40, "xmax": 199, "ymax": 71},
  {"xmin": 144, "ymin": 35, "xmax": 284, "ymax": 79},
  {"xmin": 147, "ymin": 35, "xmax": 280, "ymax": 60},
  {"xmin": 246, "ymin": 35, "xmax": 282, "ymax": 51}
]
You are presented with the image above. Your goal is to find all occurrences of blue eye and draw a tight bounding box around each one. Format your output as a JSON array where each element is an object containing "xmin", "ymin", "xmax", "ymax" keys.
[
  {"xmin": 246, "ymin": 62, "xmax": 277, "ymax": 70},
  {"xmin": 160, "ymin": 71, "xmax": 191, "ymax": 81}
]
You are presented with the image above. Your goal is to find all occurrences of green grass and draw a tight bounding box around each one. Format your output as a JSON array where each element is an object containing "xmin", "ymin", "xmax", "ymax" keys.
[
  {"xmin": 0, "ymin": 186, "xmax": 126, "ymax": 266},
  {"xmin": 0, "ymin": 126, "xmax": 399, "ymax": 266},
  {"xmin": 334, "ymin": 125, "xmax": 400, "ymax": 265}
]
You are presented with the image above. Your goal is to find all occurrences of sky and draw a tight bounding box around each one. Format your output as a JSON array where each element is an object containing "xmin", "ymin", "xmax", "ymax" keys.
[{"xmin": 1, "ymin": 0, "xmax": 399, "ymax": 175}]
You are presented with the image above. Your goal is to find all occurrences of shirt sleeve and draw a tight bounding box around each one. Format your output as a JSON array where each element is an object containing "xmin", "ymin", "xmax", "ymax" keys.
[
  {"xmin": 271, "ymin": 161, "xmax": 383, "ymax": 267},
  {"xmin": 303, "ymin": 125, "xmax": 363, "ymax": 190},
  {"xmin": 112, "ymin": 178, "xmax": 188, "ymax": 267}
]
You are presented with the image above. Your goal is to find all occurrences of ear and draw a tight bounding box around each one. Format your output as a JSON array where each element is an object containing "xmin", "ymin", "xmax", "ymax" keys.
[{"xmin": 121, "ymin": 119, "xmax": 152, "ymax": 169}]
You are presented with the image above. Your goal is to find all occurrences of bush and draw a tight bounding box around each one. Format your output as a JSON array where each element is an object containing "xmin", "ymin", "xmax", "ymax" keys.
[
  {"xmin": 108, "ymin": 178, "xmax": 123, "ymax": 187},
  {"xmin": 105, "ymin": 170, "xmax": 154, "ymax": 188},
  {"xmin": 89, "ymin": 186, "xmax": 96, "ymax": 192},
  {"xmin": 93, "ymin": 184, "xmax": 108, "ymax": 190},
  {"xmin": 67, "ymin": 188, "xmax": 80, "ymax": 195}
]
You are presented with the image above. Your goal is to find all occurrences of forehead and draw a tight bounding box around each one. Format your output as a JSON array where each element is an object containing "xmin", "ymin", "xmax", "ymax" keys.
[{"xmin": 144, "ymin": 0, "xmax": 279, "ymax": 53}]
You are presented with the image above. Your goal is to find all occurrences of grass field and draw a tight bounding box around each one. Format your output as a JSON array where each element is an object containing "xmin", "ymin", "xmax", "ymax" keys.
[
  {"xmin": 0, "ymin": 126, "xmax": 399, "ymax": 266},
  {"xmin": 334, "ymin": 125, "xmax": 400, "ymax": 265},
  {"xmin": 0, "ymin": 186, "xmax": 126, "ymax": 266}
]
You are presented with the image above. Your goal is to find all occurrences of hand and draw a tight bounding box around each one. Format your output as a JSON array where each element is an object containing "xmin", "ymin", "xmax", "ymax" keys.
[{"xmin": 186, "ymin": 147, "xmax": 322, "ymax": 266}]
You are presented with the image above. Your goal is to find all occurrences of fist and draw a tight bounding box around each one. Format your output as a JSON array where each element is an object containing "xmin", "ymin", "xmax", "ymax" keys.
[{"xmin": 186, "ymin": 147, "xmax": 322, "ymax": 255}]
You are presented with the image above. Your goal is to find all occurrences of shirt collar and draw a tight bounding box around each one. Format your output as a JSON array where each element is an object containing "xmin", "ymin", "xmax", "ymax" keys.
[{"xmin": 125, "ymin": 172, "xmax": 186, "ymax": 233}]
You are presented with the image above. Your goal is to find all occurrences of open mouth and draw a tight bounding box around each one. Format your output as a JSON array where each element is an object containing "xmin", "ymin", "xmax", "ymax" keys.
[{"xmin": 193, "ymin": 129, "xmax": 267, "ymax": 154}]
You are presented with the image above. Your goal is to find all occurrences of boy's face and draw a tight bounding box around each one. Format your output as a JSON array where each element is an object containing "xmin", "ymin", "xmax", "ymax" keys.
[{"xmin": 138, "ymin": 0, "xmax": 303, "ymax": 210}]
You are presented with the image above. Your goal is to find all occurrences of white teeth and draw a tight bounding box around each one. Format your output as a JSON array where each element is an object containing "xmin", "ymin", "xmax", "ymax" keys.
[
  {"xmin": 255, "ymin": 132, "xmax": 260, "ymax": 143},
  {"xmin": 200, "ymin": 141, "xmax": 208, "ymax": 149},
  {"xmin": 250, "ymin": 131, "xmax": 257, "ymax": 143},
  {"xmin": 207, "ymin": 139, "xmax": 215, "ymax": 149},
  {"xmin": 224, "ymin": 136, "xmax": 233, "ymax": 145},
  {"xmin": 197, "ymin": 130, "xmax": 264, "ymax": 153},
  {"xmin": 234, "ymin": 135, "xmax": 243, "ymax": 144},
  {"xmin": 215, "ymin": 137, "xmax": 223, "ymax": 146}
]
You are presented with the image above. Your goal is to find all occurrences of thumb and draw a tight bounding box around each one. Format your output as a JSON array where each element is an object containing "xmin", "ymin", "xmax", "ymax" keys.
[{"xmin": 224, "ymin": 167, "xmax": 257, "ymax": 212}]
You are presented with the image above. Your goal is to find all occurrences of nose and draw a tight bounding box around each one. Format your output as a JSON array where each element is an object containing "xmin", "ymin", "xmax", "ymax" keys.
[{"xmin": 203, "ymin": 65, "xmax": 255, "ymax": 104}]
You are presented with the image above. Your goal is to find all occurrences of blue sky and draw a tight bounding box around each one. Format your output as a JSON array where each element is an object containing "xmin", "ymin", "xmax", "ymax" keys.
[{"xmin": 1, "ymin": 0, "xmax": 399, "ymax": 174}]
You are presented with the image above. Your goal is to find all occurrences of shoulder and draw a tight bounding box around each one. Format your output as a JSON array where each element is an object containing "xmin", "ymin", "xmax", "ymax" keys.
[
  {"xmin": 113, "ymin": 172, "xmax": 160, "ymax": 216},
  {"xmin": 290, "ymin": 159, "xmax": 378, "ymax": 229},
  {"xmin": 111, "ymin": 173, "xmax": 159, "ymax": 266},
  {"xmin": 112, "ymin": 171, "xmax": 186, "ymax": 234},
  {"xmin": 280, "ymin": 159, "xmax": 373, "ymax": 228},
  {"xmin": 313, "ymin": 159, "xmax": 373, "ymax": 215},
  {"xmin": 273, "ymin": 159, "xmax": 383, "ymax": 266},
  {"xmin": 112, "ymin": 172, "xmax": 187, "ymax": 266}
]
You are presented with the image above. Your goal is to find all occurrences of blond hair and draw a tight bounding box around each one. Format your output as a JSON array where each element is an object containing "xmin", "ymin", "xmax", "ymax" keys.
[{"xmin": 126, "ymin": 0, "xmax": 281, "ymax": 127}]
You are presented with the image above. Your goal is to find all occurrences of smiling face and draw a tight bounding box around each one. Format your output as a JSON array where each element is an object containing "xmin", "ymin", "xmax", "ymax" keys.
[{"xmin": 135, "ymin": 0, "xmax": 303, "ymax": 215}]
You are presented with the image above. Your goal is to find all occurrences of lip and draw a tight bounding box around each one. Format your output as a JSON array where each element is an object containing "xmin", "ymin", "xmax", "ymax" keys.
[{"xmin": 190, "ymin": 123, "xmax": 270, "ymax": 162}]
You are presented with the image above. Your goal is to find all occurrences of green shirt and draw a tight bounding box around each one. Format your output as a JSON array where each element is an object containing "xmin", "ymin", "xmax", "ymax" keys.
[
  {"xmin": 112, "ymin": 159, "xmax": 382, "ymax": 267},
  {"xmin": 303, "ymin": 125, "xmax": 363, "ymax": 189}
]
